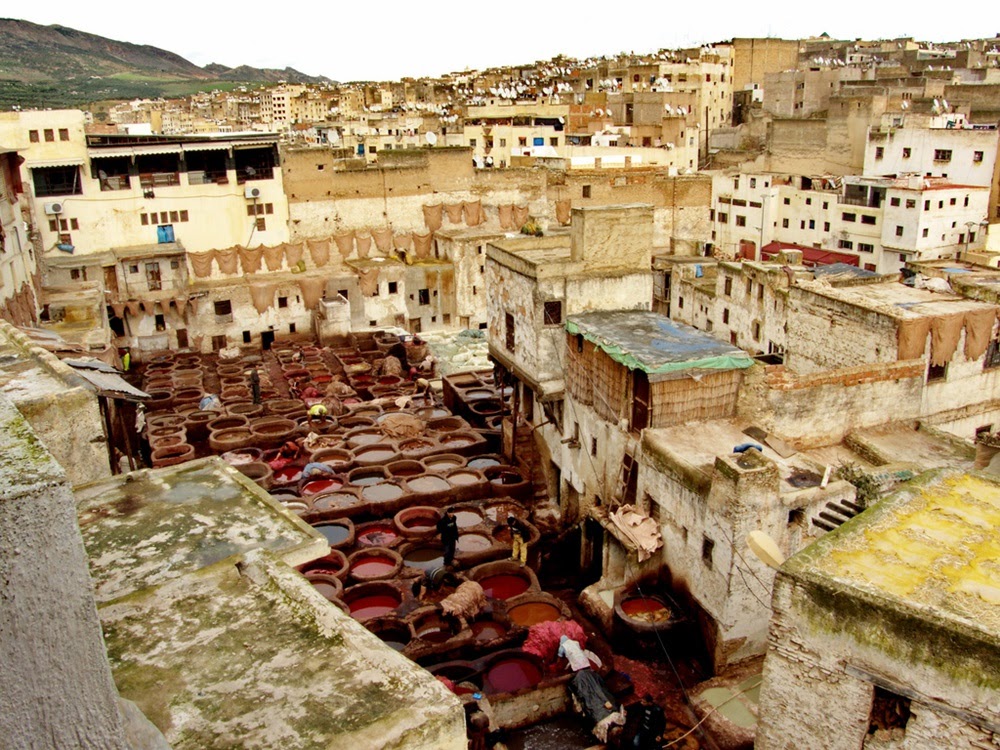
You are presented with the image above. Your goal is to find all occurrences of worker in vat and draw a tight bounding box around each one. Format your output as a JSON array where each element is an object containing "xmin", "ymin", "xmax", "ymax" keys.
[
  {"xmin": 249, "ymin": 368, "xmax": 261, "ymax": 405},
  {"xmin": 507, "ymin": 515, "xmax": 529, "ymax": 566},
  {"xmin": 411, "ymin": 565, "xmax": 458, "ymax": 599},
  {"xmin": 307, "ymin": 402, "xmax": 333, "ymax": 427},
  {"xmin": 301, "ymin": 461, "xmax": 336, "ymax": 479},
  {"xmin": 269, "ymin": 440, "xmax": 301, "ymax": 471},
  {"xmin": 437, "ymin": 509, "xmax": 459, "ymax": 567}
]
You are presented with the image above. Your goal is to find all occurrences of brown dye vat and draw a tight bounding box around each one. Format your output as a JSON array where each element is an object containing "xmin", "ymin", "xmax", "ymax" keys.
[
  {"xmin": 151, "ymin": 443, "xmax": 195, "ymax": 468},
  {"xmin": 305, "ymin": 572, "xmax": 343, "ymax": 602},
  {"xmin": 350, "ymin": 406, "xmax": 383, "ymax": 420},
  {"xmin": 348, "ymin": 466, "xmax": 388, "ymax": 487},
  {"xmin": 149, "ymin": 434, "xmax": 184, "ymax": 449},
  {"xmin": 266, "ymin": 399, "xmax": 302, "ymax": 416},
  {"xmin": 366, "ymin": 617, "xmax": 412, "ymax": 652},
  {"xmin": 184, "ymin": 411, "xmax": 216, "ymax": 443},
  {"xmin": 143, "ymin": 377, "xmax": 173, "ymax": 392},
  {"xmin": 299, "ymin": 547, "xmax": 350, "ymax": 579},
  {"xmin": 412, "ymin": 610, "xmax": 458, "ymax": 644},
  {"xmin": 451, "ymin": 508, "xmax": 484, "ymax": 528},
  {"xmin": 219, "ymin": 376, "xmax": 246, "ymax": 388},
  {"xmin": 208, "ymin": 415, "xmax": 249, "ymax": 432},
  {"xmin": 427, "ymin": 416, "xmax": 468, "ymax": 433},
  {"xmin": 345, "ymin": 428, "xmax": 384, "ymax": 447},
  {"xmin": 485, "ymin": 466, "xmax": 530, "ymax": 499},
  {"xmin": 221, "ymin": 447, "xmax": 262, "ymax": 465},
  {"xmin": 236, "ymin": 461, "xmax": 273, "ymax": 489},
  {"xmin": 376, "ymin": 375, "xmax": 403, "ymax": 387},
  {"xmin": 506, "ymin": 600, "xmax": 562, "ymax": 627},
  {"xmin": 146, "ymin": 412, "xmax": 185, "ymax": 430},
  {"xmin": 250, "ymin": 417, "xmax": 297, "ymax": 446},
  {"xmin": 386, "ymin": 459, "xmax": 424, "ymax": 477},
  {"xmin": 353, "ymin": 444, "xmax": 400, "ymax": 466},
  {"xmin": 415, "ymin": 407, "xmax": 450, "ymax": 420},
  {"xmin": 146, "ymin": 390, "xmax": 174, "ymax": 410},
  {"xmin": 422, "ymin": 454, "xmax": 466, "ymax": 472},
  {"xmin": 227, "ymin": 401, "xmax": 265, "ymax": 419},
  {"xmin": 470, "ymin": 400, "xmax": 502, "ymax": 418},
  {"xmin": 309, "ymin": 490, "xmax": 364, "ymax": 517},
  {"xmin": 464, "ymin": 388, "xmax": 495, "ymax": 401},
  {"xmin": 310, "ymin": 448, "xmax": 353, "ymax": 473},
  {"xmin": 217, "ymin": 365, "xmax": 243, "ymax": 378},
  {"xmin": 394, "ymin": 506, "xmax": 442, "ymax": 539},
  {"xmin": 471, "ymin": 619, "xmax": 508, "ymax": 643},
  {"xmin": 398, "ymin": 437, "xmax": 436, "ymax": 458},
  {"xmin": 339, "ymin": 416, "xmax": 377, "ymax": 430},
  {"xmin": 402, "ymin": 544, "xmax": 444, "ymax": 571},
  {"xmin": 221, "ymin": 388, "xmax": 251, "ymax": 401},
  {"xmin": 347, "ymin": 547, "xmax": 403, "ymax": 583},
  {"xmin": 148, "ymin": 425, "xmax": 186, "ymax": 443},
  {"xmin": 362, "ymin": 482, "xmax": 405, "ymax": 506},
  {"xmin": 209, "ymin": 428, "xmax": 254, "ymax": 453}
]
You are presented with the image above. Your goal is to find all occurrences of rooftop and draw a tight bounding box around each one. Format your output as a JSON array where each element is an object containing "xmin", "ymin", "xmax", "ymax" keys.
[
  {"xmin": 786, "ymin": 470, "xmax": 1000, "ymax": 637},
  {"xmin": 566, "ymin": 310, "xmax": 752, "ymax": 377},
  {"xmin": 795, "ymin": 277, "xmax": 995, "ymax": 320}
]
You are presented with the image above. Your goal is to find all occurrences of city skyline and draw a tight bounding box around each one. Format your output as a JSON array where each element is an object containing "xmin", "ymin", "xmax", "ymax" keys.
[{"xmin": 8, "ymin": 3, "xmax": 995, "ymax": 84}]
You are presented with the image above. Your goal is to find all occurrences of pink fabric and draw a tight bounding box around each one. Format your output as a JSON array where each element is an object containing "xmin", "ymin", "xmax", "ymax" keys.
[
  {"xmin": 334, "ymin": 232, "xmax": 355, "ymax": 259},
  {"xmin": 309, "ymin": 238, "xmax": 331, "ymax": 267},
  {"xmin": 372, "ymin": 228, "xmax": 394, "ymax": 255},
  {"xmin": 263, "ymin": 245, "xmax": 285, "ymax": 272}
]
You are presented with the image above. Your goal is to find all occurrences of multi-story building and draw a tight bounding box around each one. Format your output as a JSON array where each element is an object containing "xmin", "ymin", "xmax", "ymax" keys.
[{"xmin": 0, "ymin": 143, "xmax": 36, "ymax": 327}]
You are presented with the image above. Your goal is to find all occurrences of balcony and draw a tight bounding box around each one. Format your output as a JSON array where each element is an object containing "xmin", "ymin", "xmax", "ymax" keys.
[
  {"xmin": 139, "ymin": 172, "xmax": 180, "ymax": 189},
  {"xmin": 98, "ymin": 175, "xmax": 131, "ymax": 191}
]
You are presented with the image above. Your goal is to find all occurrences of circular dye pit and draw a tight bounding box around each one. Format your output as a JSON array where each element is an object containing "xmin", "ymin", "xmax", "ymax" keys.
[
  {"xmin": 620, "ymin": 596, "xmax": 673, "ymax": 624},
  {"xmin": 362, "ymin": 483, "xmax": 404, "ymax": 503},
  {"xmin": 346, "ymin": 430, "xmax": 383, "ymax": 447},
  {"xmin": 479, "ymin": 574, "xmax": 530, "ymax": 600},
  {"xmin": 456, "ymin": 534, "xmax": 491, "ymax": 553},
  {"xmin": 404, "ymin": 546, "xmax": 444, "ymax": 571},
  {"xmin": 395, "ymin": 507, "xmax": 441, "ymax": 536},
  {"xmin": 375, "ymin": 628, "xmax": 410, "ymax": 652},
  {"xmin": 453, "ymin": 509, "xmax": 483, "ymax": 528},
  {"xmin": 471, "ymin": 620, "xmax": 507, "ymax": 642},
  {"xmin": 467, "ymin": 456, "xmax": 501, "ymax": 470},
  {"xmin": 350, "ymin": 552, "xmax": 398, "ymax": 580},
  {"xmin": 484, "ymin": 657, "xmax": 542, "ymax": 694},
  {"xmin": 424, "ymin": 456, "xmax": 465, "ymax": 472},
  {"xmin": 406, "ymin": 475, "xmax": 451, "ymax": 494},
  {"xmin": 349, "ymin": 469, "xmax": 386, "ymax": 487},
  {"xmin": 441, "ymin": 434, "xmax": 476, "ymax": 448},
  {"xmin": 354, "ymin": 446, "xmax": 398, "ymax": 464},
  {"xmin": 301, "ymin": 477, "xmax": 344, "ymax": 496},
  {"xmin": 356, "ymin": 524, "xmax": 400, "ymax": 548},
  {"xmin": 414, "ymin": 614, "xmax": 455, "ymax": 644},
  {"xmin": 507, "ymin": 601, "xmax": 561, "ymax": 627},
  {"xmin": 348, "ymin": 594, "xmax": 400, "ymax": 620},
  {"xmin": 447, "ymin": 471, "xmax": 482, "ymax": 487},
  {"xmin": 314, "ymin": 524, "xmax": 351, "ymax": 546},
  {"xmin": 273, "ymin": 466, "xmax": 303, "ymax": 484},
  {"xmin": 306, "ymin": 571, "xmax": 343, "ymax": 601},
  {"xmin": 311, "ymin": 492, "xmax": 361, "ymax": 513}
]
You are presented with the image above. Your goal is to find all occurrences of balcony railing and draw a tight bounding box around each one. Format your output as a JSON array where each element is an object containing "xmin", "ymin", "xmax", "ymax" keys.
[
  {"xmin": 139, "ymin": 172, "xmax": 180, "ymax": 189},
  {"xmin": 188, "ymin": 170, "xmax": 229, "ymax": 186},
  {"xmin": 99, "ymin": 175, "xmax": 131, "ymax": 191}
]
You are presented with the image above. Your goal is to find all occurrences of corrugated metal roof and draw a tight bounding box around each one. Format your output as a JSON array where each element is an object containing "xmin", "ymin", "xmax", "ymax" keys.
[{"xmin": 70, "ymin": 366, "xmax": 149, "ymax": 400}]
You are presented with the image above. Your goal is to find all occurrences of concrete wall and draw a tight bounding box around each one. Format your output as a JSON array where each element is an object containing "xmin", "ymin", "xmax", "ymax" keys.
[{"xmin": 0, "ymin": 396, "xmax": 128, "ymax": 749}]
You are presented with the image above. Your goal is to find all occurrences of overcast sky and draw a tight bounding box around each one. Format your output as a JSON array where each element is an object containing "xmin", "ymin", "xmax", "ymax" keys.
[{"xmin": 11, "ymin": 3, "xmax": 996, "ymax": 82}]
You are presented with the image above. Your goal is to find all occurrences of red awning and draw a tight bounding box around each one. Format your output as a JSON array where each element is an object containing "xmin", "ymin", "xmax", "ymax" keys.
[{"xmin": 760, "ymin": 242, "xmax": 859, "ymax": 267}]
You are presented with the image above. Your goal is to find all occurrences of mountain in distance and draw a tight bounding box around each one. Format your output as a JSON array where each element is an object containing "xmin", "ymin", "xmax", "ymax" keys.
[{"xmin": 0, "ymin": 18, "xmax": 330, "ymax": 108}]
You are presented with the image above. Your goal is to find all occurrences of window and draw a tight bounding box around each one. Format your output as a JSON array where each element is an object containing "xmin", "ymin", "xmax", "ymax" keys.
[
  {"xmin": 338, "ymin": 289, "xmax": 349, "ymax": 300},
  {"xmin": 922, "ymin": 228, "xmax": 929, "ymax": 238},
  {"xmin": 927, "ymin": 362, "xmax": 947, "ymax": 382},
  {"xmin": 388, "ymin": 281, "xmax": 398, "ymax": 294},
  {"xmin": 949, "ymin": 197, "xmax": 957, "ymax": 206},
  {"xmin": 924, "ymin": 200, "xmax": 930, "ymax": 210},
  {"xmin": 838, "ymin": 239, "xmax": 854, "ymax": 249},
  {"xmin": 973, "ymin": 150, "xmax": 984, "ymax": 163},
  {"xmin": 809, "ymin": 219, "xmax": 816, "ymax": 229},
  {"xmin": 905, "ymin": 199, "xmax": 916, "ymax": 209},
  {"xmin": 752, "ymin": 321, "xmax": 761, "ymax": 340},
  {"xmin": 277, "ymin": 296, "xmax": 288, "ymax": 308},
  {"xmin": 724, "ymin": 277, "xmax": 732, "ymax": 295},
  {"xmin": 783, "ymin": 197, "xmax": 790, "ymax": 205},
  {"xmin": 858, "ymin": 243, "xmax": 874, "ymax": 253},
  {"xmin": 468, "ymin": 138, "xmax": 476, "ymax": 147},
  {"xmin": 70, "ymin": 269, "xmax": 81, "ymax": 281},
  {"xmin": 702, "ymin": 536, "xmax": 715, "ymax": 569},
  {"xmin": 518, "ymin": 137, "xmax": 527, "ymax": 147},
  {"xmin": 44, "ymin": 129, "xmax": 54, "ymax": 142},
  {"xmin": 242, "ymin": 331, "xmax": 251, "ymax": 344},
  {"xmin": 734, "ymin": 177, "xmax": 740, "ymax": 190},
  {"xmin": 861, "ymin": 215, "xmax": 876, "ymax": 225},
  {"xmin": 782, "ymin": 218, "xmax": 789, "ymax": 228},
  {"xmin": 289, "ymin": 323, "xmax": 296, "ymax": 333},
  {"xmin": 549, "ymin": 137, "xmax": 558, "ymax": 146},
  {"xmin": 718, "ymin": 212, "xmax": 728, "ymax": 224},
  {"xmin": 964, "ymin": 195, "xmax": 969, "ymax": 207},
  {"xmin": 875, "ymin": 146, "xmax": 884, "ymax": 159},
  {"xmin": 28, "ymin": 130, "xmax": 39, "ymax": 143},
  {"xmin": 722, "ymin": 308, "xmax": 730, "ymax": 324},
  {"xmin": 58, "ymin": 128, "xmax": 69, "ymax": 141},
  {"xmin": 933, "ymin": 149, "xmax": 952, "ymax": 161},
  {"xmin": 499, "ymin": 138, "xmax": 506, "ymax": 147},
  {"xmin": 505, "ymin": 312, "xmax": 515, "ymax": 351},
  {"xmin": 895, "ymin": 226, "xmax": 904, "ymax": 237},
  {"xmin": 582, "ymin": 185, "xmax": 591, "ymax": 198},
  {"xmin": 984, "ymin": 337, "xmax": 1000, "ymax": 369},
  {"xmin": 842, "ymin": 212, "xmax": 856, "ymax": 222},
  {"xmin": 591, "ymin": 437, "xmax": 598, "ymax": 456},
  {"xmin": 750, "ymin": 178, "xmax": 756, "ymax": 188},
  {"xmin": 824, "ymin": 222, "xmax": 831, "ymax": 232},
  {"xmin": 806, "ymin": 197, "xmax": 812, "ymax": 205},
  {"xmin": 256, "ymin": 217, "xmax": 266, "ymax": 231},
  {"xmin": 543, "ymin": 300, "xmax": 562, "ymax": 325},
  {"xmin": 129, "ymin": 264, "xmax": 139, "ymax": 274},
  {"xmin": 902, "ymin": 147, "xmax": 911, "ymax": 158},
  {"xmin": 890, "ymin": 197, "xmax": 901, "ymax": 207},
  {"xmin": 418, "ymin": 288, "xmax": 430, "ymax": 305},
  {"xmin": 214, "ymin": 300, "xmax": 233, "ymax": 318},
  {"xmin": 678, "ymin": 297, "xmax": 684, "ymax": 309},
  {"xmin": 868, "ymin": 687, "xmax": 912, "ymax": 738},
  {"xmin": 735, "ymin": 215, "xmax": 746, "ymax": 227},
  {"xmin": 32, "ymin": 166, "xmax": 81, "ymax": 197}
]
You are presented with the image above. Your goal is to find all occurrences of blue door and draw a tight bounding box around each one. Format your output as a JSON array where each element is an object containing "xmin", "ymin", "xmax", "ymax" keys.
[{"xmin": 157, "ymin": 225, "xmax": 175, "ymax": 244}]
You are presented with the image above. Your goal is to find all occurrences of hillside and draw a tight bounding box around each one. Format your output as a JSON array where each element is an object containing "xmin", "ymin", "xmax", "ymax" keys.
[{"xmin": 0, "ymin": 18, "xmax": 330, "ymax": 109}]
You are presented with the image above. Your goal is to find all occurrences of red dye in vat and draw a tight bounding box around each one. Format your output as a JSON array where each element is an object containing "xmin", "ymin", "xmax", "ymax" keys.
[
  {"xmin": 357, "ymin": 525, "xmax": 399, "ymax": 547},
  {"xmin": 274, "ymin": 466, "xmax": 302, "ymax": 483},
  {"xmin": 471, "ymin": 620, "xmax": 506, "ymax": 641},
  {"xmin": 349, "ymin": 594, "xmax": 400, "ymax": 619},
  {"xmin": 417, "ymin": 624, "xmax": 452, "ymax": 643},
  {"xmin": 479, "ymin": 574, "xmax": 529, "ymax": 600},
  {"xmin": 621, "ymin": 597, "xmax": 668, "ymax": 617},
  {"xmin": 485, "ymin": 657, "xmax": 542, "ymax": 694},
  {"xmin": 351, "ymin": 556, "xmax": 396, "ymax": 578},
  {"xmin": 507, "ymin": 602, "xmax": 560, "ymax": 626},
  {"xmin": 302, "ymin": 478, "xmax": 342, "ymax": 495}
]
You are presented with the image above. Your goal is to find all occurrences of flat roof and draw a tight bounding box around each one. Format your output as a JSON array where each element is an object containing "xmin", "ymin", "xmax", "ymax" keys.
[
  {"xmin": 795, "ymin": 278, "xmax": 996, "ymax": 320},
  {"xmin": 566, "ymin": 310, "xmax": 752, "ymax": 377},
  {"xmin": 786, "ymin": 471, "xmax": 1000, "ymax": 637}
]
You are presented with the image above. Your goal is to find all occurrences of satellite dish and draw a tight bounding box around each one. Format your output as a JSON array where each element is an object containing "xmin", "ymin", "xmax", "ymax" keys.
[
  {"xmin": 425, "ymin": 131, "xmax": 438, "ymax": 145},
  {"xmin": 747, "ymin": 530, "xmax": 786, "ymax": 569},
  {"xmin": 558, "ymin": 116, "xmax": 565, "ymax": 124}
]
